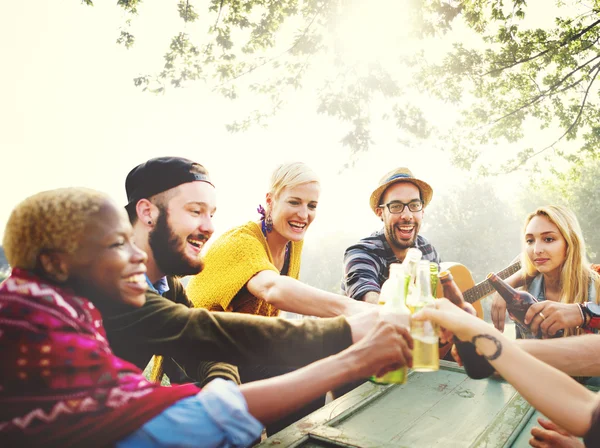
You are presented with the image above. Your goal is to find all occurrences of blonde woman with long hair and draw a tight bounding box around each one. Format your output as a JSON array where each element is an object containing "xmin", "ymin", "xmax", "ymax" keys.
[{"xmin": 491, "ymin": 205, "xmax": 600, "ymax": 339}]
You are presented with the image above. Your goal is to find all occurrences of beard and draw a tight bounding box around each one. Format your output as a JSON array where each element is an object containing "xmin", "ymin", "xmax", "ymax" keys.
[
  {"xmin": 386, "ymin": 221, "xmax": 419, "ymax": 251},
  {"xmin": 149, "ymin": 208, "xmax": 204, "ymax": 277}
]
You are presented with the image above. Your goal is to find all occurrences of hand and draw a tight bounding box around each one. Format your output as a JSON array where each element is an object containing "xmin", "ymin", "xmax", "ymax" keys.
[
  {"xmin": 491, "ymin": 293, "xmax": 507, "ymax": 332},
  {"xmin": 348, "ymin": 317, "xmax": 413, "ymax": 379},
  {"xmin": 524, "ymin": 302, "xmax": 584, "ymax": 338},
  {"xmin": 451, "ymin": 343, "xmax": 463, "ymax": 366},
  {"xmin": 347, "ymin": 307, "xmax": 410, "ymax": 344},
  {"xmin": 529, "ymin": 417, "xmax": 584, "ymax": 447},
  {"xmin": 412, "ymin": 299, "xmax": 491, "ymax": 342}
]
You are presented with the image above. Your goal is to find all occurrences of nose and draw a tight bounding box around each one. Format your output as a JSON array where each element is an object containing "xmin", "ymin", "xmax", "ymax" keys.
[
  {"xmin": 131, "ymin": 243, "xmax": 148, "ymax": 265},
  {"xmin": 399, "ymin": 206, "xmax": 413, "ymax": 220},
  {"xmin": 199, "ymin": 215, "xmax": 215, "ymax": 239},
  {"xmin": 297, "ymin": 205, "xmax": 308, "ymax": 220},
  {"xmin": 533, "ymin": 241, "xmax": 544, "ymax": 255}
]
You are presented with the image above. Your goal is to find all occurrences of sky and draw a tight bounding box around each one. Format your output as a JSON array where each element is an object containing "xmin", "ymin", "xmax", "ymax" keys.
[{"xmin": 0, "ymin": 0, "xmax": 570, "ymax": 246}]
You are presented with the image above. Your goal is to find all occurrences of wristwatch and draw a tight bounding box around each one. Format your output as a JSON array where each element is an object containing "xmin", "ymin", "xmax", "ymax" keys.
[{"xmin": 579, "ymin": 302, "xmax": 600, "ymax": 330}]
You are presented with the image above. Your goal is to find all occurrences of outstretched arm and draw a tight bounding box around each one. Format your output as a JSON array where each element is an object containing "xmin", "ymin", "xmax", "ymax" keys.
[
  {"xmin": 248, "ymin": 270, "xmax": 373, "ymax": 317},
  {"xmin": 516, "ymin": 335, "xmax": 600, "ymax": 377},
  {"xmin": 240, "ymin": 318, "xmax": 413, "ymax": 424},
  {"xmin": 414, "ymin": 300, "xmax": 599, "ymax": 437}
]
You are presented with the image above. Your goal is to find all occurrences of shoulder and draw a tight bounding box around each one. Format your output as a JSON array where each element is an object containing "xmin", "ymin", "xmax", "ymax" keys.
[
  {"xmin": 345, "ymin": 230, "xmax": 387, "ymax": 257},
  {"xmin": 207, "ymin": 222, "xmax": 267, "ymax": 255},
  {"xmin": 416, "ymin": 235, "xmax": 441, "ymax": 261}
]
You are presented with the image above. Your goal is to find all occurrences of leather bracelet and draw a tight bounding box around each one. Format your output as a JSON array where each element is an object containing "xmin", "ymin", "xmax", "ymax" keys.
[{"xmin": 577, "ymin": 302, "xmax": 586, "ymax": 328}]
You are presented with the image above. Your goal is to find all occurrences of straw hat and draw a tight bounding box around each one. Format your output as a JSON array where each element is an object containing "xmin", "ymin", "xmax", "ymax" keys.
[{"xmin": 369, "ymin": 167, "xmax": 433, "ymax": 214}]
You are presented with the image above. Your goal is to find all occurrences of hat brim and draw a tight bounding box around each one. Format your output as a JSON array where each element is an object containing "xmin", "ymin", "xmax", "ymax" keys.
[{"xmin": 370, "ymin": 178, "xmax": 433, "ymax": 214}]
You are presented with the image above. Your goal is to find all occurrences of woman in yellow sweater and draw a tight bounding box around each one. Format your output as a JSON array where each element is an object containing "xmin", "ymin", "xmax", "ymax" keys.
[
  {"xmin": 186, "ymin": 161, "xmax": 370, "ymax": 318},
  {"xmin": 186, "ymin": 161, "xmax": 373, "ymax": 436}
]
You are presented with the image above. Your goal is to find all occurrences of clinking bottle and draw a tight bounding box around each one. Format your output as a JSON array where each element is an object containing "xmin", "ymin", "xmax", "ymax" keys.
[
  {"xmin": 439, "ymin": 270, "xmax": 495, "ymax": 379},
  {"xmin": 371, "ymin": 263, "xmax": 411, "ymax": 384},
  {"xmin": 408, "ymin": 260, "xmax": 439, "ymax": 372},
  {"xmin": 487, "ymin": 272, "xmax": 564, "ymax": 339}
]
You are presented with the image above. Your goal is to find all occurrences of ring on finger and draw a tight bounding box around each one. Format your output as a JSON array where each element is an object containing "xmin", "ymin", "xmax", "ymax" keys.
[{"xmin": 539, "ymin": 312, "xmax": 546, "ymax": 321}]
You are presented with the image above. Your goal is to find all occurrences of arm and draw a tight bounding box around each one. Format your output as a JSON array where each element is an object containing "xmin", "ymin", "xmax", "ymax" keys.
[
  {"xmin": 491, "ymin": 268, "xmax": 525, "ymax": 332},
  {"xmin": 104, "ymin": 292, "xmax": 399, "ymax": 376},
  {"xmin": 241, "ymin": 317, "xmax": 413, "ymax": 424},
  {"xmin": 247, "ymin": 270, "xmax": 373, "ymax": 317},
  {"xmin": 361, "ymin": 291, "xmax": 381, "ymax": 305},
  {"xmin": 342, "ymin": 242, "xmax": 383, "ymax": 301},
  {"xmin": 414, "ymin": 299, "xmax": 599, "ymax": 437},
  {"xmin": 516, "ymin": 335, "xmax": 600, "ymax": 377}
]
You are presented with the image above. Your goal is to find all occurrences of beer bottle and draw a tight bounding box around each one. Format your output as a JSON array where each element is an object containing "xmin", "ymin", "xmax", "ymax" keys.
[
  {"xmin": 408, "ymin": 260, "xmax": 439, "ymax": 372},
  {"xmin": 430, "ymin": 263, "xmax": 439, "ymax": 298},
  {"xmin": 402, "ymin": 248, "xmax": 422, "ymax": 304},
  {"xmin": 439, "ymin": 270, "xmax": 495, "ymax": 379},
  {"xmin": 487, "ymin": 273, "xmax": 564, "ymax": 339},
  {"xmin": 371, "ymin": 263, "xmax": 411, "ymax": 384}
]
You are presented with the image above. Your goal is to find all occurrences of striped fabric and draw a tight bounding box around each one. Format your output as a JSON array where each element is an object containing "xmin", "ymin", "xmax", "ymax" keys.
[{"xmin": 342, "ymin": 229, "xmax": 441, "ymax": 300}]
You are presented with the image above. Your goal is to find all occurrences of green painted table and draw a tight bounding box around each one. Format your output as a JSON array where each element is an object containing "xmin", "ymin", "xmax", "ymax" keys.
[{"xmin": 258, "ymin": 360, "xmax": 576, "ymax": 448}]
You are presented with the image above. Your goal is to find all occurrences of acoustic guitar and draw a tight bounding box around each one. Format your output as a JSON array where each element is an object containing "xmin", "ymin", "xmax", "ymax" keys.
[{"xmin": 436, "ymin": 260, "xmax": 522, "ymax": 359}]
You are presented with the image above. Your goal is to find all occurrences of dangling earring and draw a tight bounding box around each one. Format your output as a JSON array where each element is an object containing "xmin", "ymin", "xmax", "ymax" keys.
[{"xmin": 265, "ymin": 212, "xmax": 273, "ymax": 233}]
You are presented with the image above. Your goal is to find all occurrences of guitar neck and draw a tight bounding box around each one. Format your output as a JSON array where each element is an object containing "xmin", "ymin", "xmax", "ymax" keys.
[{"xmin": 463, "ymin": 261, "xmax": 522, "ymax": 304}]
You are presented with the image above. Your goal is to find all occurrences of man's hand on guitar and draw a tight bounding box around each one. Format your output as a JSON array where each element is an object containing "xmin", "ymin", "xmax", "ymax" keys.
[{"xmin": 491, "ymin": 293, "xmax": 507, "ymax": 332}]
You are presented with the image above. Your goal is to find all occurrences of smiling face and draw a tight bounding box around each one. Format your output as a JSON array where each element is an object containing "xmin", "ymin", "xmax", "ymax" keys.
[
  {"xmin": 149, "ymin": 181, "xmax": 216, "ymax": 276},
  {"xmin": 269, "ymin": 182, "xmax": 320, "ymax": 242},
  {"xmin": 377, "ymin": 182, "xmax": 423, "ymax": 256},
  {"xmin": 66, "ymin": 199, "xmax": 148, "ymax": 308},
  {"xmin": 524, "ymin": 214, "xmax": 567, "ymax": 277}
]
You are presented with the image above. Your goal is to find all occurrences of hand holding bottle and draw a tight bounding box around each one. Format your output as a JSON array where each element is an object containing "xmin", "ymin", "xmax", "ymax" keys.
[
  {"xmin": 412, "ymin": 299, "xmax": 492, "ymax": 343},
  {"xmin": 347, "ymin": 316, "xmax": 414, "ymax": 380},
  {"xmin": 524, "ymin": 301, "xmax": 585, "ymax": 338}
]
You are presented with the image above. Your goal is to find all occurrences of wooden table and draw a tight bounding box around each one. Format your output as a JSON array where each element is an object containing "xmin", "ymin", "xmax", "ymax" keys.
[{"xmin": 258, "ymin": 360, "xmax": 571, "ymax": 448}]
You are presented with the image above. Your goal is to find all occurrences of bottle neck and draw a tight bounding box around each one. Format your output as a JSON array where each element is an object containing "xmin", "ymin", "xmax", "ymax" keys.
[{"xmin": 488, "ymin": 273, "xmax": 516, "ymax": 303}]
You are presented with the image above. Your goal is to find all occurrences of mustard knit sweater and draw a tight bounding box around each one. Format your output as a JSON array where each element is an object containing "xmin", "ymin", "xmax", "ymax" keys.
[{"xmin": 187, "ymin": 221, "xmax": 303, "ymax": 317}]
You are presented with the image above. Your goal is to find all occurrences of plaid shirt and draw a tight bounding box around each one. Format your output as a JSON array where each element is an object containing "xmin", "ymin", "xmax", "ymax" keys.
[{"xmin": 342, "ymin": 229, "xmax": 441, "ymax": 300}]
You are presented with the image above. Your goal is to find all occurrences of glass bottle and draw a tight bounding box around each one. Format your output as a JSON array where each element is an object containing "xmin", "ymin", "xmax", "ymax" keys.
[
  {"xmin": 408, "ymin": 260, "xmax": 439, "ymax": 372},
  {"xmin": 430, "ymin": 263, "xmax": 439, "ymax": 298},
  {"xmin": 487, "ymin": 272, "xmax": 564, "ymax": 339},
  {"xmin": 402, "ymin": 248, "xmax": 422, "ymax": 303},
  {"xmin": 371, "ymin": 263, "xmax": 411, "ymax": 384},
  {"xmin": 439, "ymin": 270, "xmax": 495, "ymax": 379}
]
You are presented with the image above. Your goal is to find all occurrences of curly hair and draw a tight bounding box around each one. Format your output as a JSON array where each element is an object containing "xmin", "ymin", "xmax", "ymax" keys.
[{"xmin": 3, "ymin": 188, "xmax": 108, "ymax": 270}]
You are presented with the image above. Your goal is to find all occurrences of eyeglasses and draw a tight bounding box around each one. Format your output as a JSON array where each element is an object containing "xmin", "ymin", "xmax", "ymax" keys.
[{"xmin": 379, "ymin": 200, "xmax": 423, "ymax": 214}]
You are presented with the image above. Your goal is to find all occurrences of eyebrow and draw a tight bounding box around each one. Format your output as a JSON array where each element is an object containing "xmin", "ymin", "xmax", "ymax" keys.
[
  {"xmin": 289, "ymin": 196, "xmax": 318, "ymax": 203},
  {"xmin": 187, "ymin": 201, "xmax": 216, "ymax": 212},
  {"xmin": 525, "ymin": 231, "xmax": 559, "ymax": 236}
]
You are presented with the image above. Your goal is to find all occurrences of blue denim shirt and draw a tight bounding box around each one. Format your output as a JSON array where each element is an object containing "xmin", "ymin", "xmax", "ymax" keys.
[{"xmin": 116, "ymin": 379, "xmax": 263, "ymax": 447}]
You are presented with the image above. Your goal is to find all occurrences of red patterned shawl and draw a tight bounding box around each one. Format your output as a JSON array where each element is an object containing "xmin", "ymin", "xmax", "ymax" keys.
[{"xmin": 0, "ymin": 269, "xmax": 199, "ymax": 447}]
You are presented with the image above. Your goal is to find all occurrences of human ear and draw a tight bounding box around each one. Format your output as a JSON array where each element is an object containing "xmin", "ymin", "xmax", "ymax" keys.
[
  {"xmin": 37, "ymin": 251, "xmax": 70, "ymax": 283},
  {"xmin": 136, "ymin": 199, "xmax": 158, "ymax": 227}
]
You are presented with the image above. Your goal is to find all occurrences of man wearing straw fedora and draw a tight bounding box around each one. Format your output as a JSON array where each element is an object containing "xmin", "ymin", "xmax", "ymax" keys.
[{"xmin": 342, "ymin": 167, "xmax": 441, "ymax": 304}]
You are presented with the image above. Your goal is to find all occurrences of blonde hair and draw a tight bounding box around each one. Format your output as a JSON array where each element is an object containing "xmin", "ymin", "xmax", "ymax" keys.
[
  {"xmin": 3, "ymin": 188, "xmax": 108, "ymax": 270},
  {"xmin": 521, "ymin": 205, "xmax": 600, "ymax": 335},
  {"xmin": 269, "ymin": 162, "xmax": 320, "ymax": 199}
]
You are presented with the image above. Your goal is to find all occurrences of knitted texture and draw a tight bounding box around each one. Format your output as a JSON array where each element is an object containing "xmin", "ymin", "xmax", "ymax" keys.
[{"xmin": 187, "ymin": 221, "xmax": 303, "ymax": 316}]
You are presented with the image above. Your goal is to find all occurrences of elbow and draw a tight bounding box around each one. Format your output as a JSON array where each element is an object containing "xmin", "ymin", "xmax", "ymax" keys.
[{"xmin": 253, "ymin": 272, "xmax": 285, "ymax": 308}]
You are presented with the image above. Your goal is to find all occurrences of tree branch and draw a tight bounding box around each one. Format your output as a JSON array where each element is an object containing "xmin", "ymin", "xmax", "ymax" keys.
[
  {"xmin": 504, "ymin": 65, "xmax": 600, "ymax": 173},
  {"xmin": 487, "ymin": 55, "xmax": 600, "ymax": 127},
  {"xmin": 213, "ymin": 10, "xmax": 321, "ymax": 89},
  {"xmin": 485, "ymin": 18, "xmax": 600, "ymax": 76}
]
